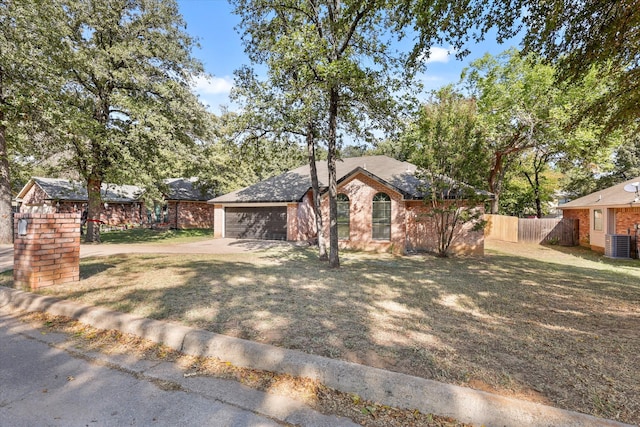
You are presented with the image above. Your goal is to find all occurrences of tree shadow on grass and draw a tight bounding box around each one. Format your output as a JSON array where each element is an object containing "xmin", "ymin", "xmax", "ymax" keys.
[
  {"xmin": 544, "ymin": 243, "xmax": 640, "ymax": 266},
  {"xmin": 38, "ymin": 246, "xmax": 640, "ymax": 425}
]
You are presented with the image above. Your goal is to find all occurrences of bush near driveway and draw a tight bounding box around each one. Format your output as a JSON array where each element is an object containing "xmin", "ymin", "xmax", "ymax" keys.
[{"xmin": 4, "ymin": 241, "xmax": 638, "ymax": 425}]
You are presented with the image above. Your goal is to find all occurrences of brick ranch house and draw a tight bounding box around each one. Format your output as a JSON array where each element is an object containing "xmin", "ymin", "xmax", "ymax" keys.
[
  {"xmin": 558, "ymin": 176, "xmax": 640, "ymax": 254},
  {"xmin": 210, "ymin": 155, "xmax": 485, "ymax": 255},
  {"xmin": 16, "ymin": 177, "xmax": 214, "ymax": 229},
  {"xmin": 163, "ymin": 178, "xmax": 215, "ymax": 229}
]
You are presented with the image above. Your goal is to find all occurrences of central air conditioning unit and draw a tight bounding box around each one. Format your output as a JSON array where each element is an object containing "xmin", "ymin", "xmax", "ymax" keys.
[{"xmin": 605, "ymin": 234, "xmax": 631, "ymax": 259}]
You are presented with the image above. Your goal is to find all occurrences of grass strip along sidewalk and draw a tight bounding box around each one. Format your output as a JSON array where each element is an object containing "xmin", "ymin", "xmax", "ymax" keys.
[{"xmin": 2, "ymin": 239, "xmax": 638, "ymax": 425}]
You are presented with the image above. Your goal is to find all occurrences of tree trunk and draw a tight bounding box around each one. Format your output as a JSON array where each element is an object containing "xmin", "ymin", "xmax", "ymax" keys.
[
  {"xmin": 85, "ymin": 175, "xmax": 102, "ymax": 243},
  {"xmin": 327, "ymin": 85, "xmax": 340, "ymax": 268},
  {"xmin": 306, "ymin": 122, "xmax": 327, "ymax": 260},
  {"xmin": 0, "ymin": 65, "xmax": 12, "ymax": 243},
  {"xmin": 0, "ymin": 113, "xmax": 12, "ymax": 244}
]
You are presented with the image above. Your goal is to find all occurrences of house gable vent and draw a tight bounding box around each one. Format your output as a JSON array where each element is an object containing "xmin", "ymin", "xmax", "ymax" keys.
[{"xmin": 605, "ymin": 234, "xmax": 631, "ymax": 259}]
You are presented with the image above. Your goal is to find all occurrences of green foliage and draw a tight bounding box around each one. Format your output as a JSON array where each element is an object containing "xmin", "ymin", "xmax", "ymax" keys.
[
  {"xmin": 231, "ymin": 0, "xmax": 416, "ymax": 267},
  {"xmin": 404, "ymin": 85, "xmax": 488, "ymax": 189},
  {"xmin": 562, "ymin": 138, "xmax": 640, "ymax": 198},
  {"xmin": 499, "ymin": 163, "xmax": 561, "ymax": 217},
  {"xmin": 418, "ymin": 172, "xmax": 487, "ymax": 257},
  {"xmin": 99, "ymin": 227, "xmax": 212, "ymax": 244},
  {"xmin": 461, "ymin": 49, "xmax": 619, "ymax": 214},
  {"xmin": 47, "ymin": 0, "xmax": 209, "ymax": 242},
  {"xmin": 0, "ymin": 0, "xmax": 67, "ymax": 242},
  {"xmin": 408, "ymin": 87, "xmax": 489, "ymax": 256},
  {"xmin": 398, "ymin": 0, "xmax": 639, "ymax": 135}
]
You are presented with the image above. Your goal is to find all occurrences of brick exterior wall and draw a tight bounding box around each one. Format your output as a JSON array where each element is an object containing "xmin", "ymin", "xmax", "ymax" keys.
[
  {"xmin": 615, "ymin": 207, "xmax": 640, "ymax": 234},
  {"xmin": 13, "ymin": 213, "xmax": 80, "ymax": 290},
  {"xmin": 296, "ymin": 192, "xmax": 317, "ymax": 242},
  {"xmin": 20, "ymin": 183, "xmax": 50, "ymax": 209},
  {"xmin": 405, "ymin": 201, "xmax": 485, "ymax": 256},
  {"xmin": 99, "ymin": 202, "xmax": 144, "ymax": 226},
  {"xmin": 320, "ymin": 173, "xmax": 406, "ymax": 253},
  {"xmin": 561, "ymin": 208, "xmax": 589, "ymax": 247},
  {"xmin": 166, "ymin": 201, "xmax": 214, "ymax": 229},
  {"xmin": 287, "ymin": 203, "xmax": 298, "ymax": 241},
  {"xmin": 19, "ymin": 183, "xmax": 145, "ymax": 227},
  {"xmin": 312, "ymin": 172, "xmax": 483, "ymax": 255}
]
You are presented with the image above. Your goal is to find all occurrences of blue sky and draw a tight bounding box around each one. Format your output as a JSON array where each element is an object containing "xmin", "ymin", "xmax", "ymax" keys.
[{"xmin": 177, "ymin": 0, "xmax": 523, "ymax": 114}]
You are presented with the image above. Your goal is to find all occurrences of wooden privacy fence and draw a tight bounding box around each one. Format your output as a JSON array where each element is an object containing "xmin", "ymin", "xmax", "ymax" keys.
[
  {"xmin": 485, "ymin": 214, "xmax": 579, "ymax": 245},
  {"xmin": 484, "ymin": 214, "xmax": 518, "ymax": 242}
]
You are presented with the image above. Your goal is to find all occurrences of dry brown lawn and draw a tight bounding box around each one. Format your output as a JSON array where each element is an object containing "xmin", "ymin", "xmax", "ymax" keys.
[{"xmin": 4, "ymin": 241, "xmax": 639, "ymax": 425}]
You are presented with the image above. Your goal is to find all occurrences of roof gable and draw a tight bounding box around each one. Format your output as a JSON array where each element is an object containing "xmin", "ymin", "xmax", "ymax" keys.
[
  {"xmin": 559, "ymin": 176, "xmax": 640, "ymax": 209},
  {"xmin": 334, "ymin": 167, "xmax": 419, "ymax": 199},
  {"xmin": 164, "ymin": 178, "xmax": 215, "ymax": 201},
  {"xmin": 211, "ymin": 156, "xmax": 428, "ymax": 203},
  {"xmin": 17, "ymin": 177, "xmax": 143, "ymax": 203}
]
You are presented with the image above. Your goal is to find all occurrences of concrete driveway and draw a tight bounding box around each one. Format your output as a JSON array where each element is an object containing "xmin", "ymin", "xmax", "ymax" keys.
[
  {"xmin": 0, "ymin": 245, "xmax": 12, "ymax": 274},
  {"xmin": 0, "ymin": 239, "xmax": 293, "ymax": 273}
]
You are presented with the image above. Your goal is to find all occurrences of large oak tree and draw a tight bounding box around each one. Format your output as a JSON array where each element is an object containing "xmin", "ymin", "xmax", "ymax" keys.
[
  {"xmin": 398, "ymin": 0, "xmax": 639, "ymax": 135},
  {"xmin": 0, "ymin": 1, "xmax": 66, "ymax": 243},
  {"xmin": 51, "ymin": 0, "xmax": 209, "ymax": 242},
  {"xmin": 232, "ymin": 0, "xmax": 411, "ymax": 267}
]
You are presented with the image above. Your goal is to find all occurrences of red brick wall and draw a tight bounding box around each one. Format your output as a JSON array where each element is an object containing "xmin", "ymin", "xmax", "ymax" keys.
[
  {"xmin": 295, "ymin": 192, "xmax": 317, "ymax": 242},
  {"xmin": 320, "ymin": 173, "xmax": 406, "ymax": 253},
  {"xmin": 287, "ymin": 203, "xmax": 298, "ymax": 241},
  {"xmin": 405, "ymin": 201, "xmax": 484, "ymax": 256},
  {"xmin": 309, "ymin": 172, "xmax": 486, "ymax": 255},
  {"xmin": 19, "ymin": 181, "xmax": 144, "ymax": 227},
  {"xmin": 99, "ymin": 203, "xmax": 144, "ymax": 226},
  {"xmin": 615, "ymin": 207, "xmax": 640, "ymax": 235},
  {"xmin": 166, "ymin": 201, "xmax": 214, "ymax": 229},
  {"xmin": 562, "ymin": 208, "xmax": 589, "ymax": 247},
  {"xmin": 19, "ymin": 184, "xmax": 53, "ymax": 212},
  {"xmin": 13, "ymin": 213, "xmax": 80, "ymax": 290}
]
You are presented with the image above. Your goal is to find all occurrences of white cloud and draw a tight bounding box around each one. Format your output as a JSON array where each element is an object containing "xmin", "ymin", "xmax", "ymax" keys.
[
  {"xmin": 191, "ymin": 74, "xmax": 234, "ymax": 95},
  {"xmin": 423, "ymin": 46, "xmax": 455, "ymax": 64}
]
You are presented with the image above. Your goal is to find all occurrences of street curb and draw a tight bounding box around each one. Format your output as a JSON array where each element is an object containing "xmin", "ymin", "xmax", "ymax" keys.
[{"xmin": 0, "ymin": 286, "xmax": 632, "ymax": 427}]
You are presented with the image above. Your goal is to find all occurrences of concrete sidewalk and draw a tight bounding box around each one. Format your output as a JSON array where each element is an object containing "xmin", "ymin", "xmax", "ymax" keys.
[
  {"xmin": 1, "ymin": 308, "xmax": 356, "ymax": 427},
  {"xmin": 0, "ymin": 286, "xmax": 632, "ymax": 427}
]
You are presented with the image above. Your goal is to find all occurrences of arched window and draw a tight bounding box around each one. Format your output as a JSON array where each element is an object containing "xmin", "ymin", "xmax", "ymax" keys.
[
  {"xmin": 337, "ymin": 193, "xmax": 350, "ymax": 240},
  {"xmin": 372, "ymin": 192, "xmax": 391, "ymax": 240}
]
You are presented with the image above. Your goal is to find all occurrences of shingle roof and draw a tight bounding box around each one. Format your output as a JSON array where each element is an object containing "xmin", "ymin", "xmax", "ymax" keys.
[
  {"xmin": 27, "ymin": 177, "xmax": 143, "ymax": 203},
  {"xmin": 211, "ymin": 156, "xmax": 427, "ymax": 203},
  {"xmin": 164, "ymin": 178, "xmax": 215, "ymax": 201},
  {"xmin": 559, "ymin": 176, "xmax": 640, "ymax": 209}
]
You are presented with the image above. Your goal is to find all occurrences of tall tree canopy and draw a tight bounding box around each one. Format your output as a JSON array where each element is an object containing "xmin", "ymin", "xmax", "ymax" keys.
[
  {"xmin": 0, "ymin": 1, "xmax": 65, "ymax": 243},
  {"xmin": 461, "ymin": 49, "xmax": 615, "ymax": 214},
  {"xmin": 51, "ymin": 0, "xmax": 209, "ymax": 242},
  {"xmin": 232, "ymin": 0, "xmax": 413, "ymax": 268},
  {"xmin": 398, "ymin": 0, "xmax": 639, "ymax": 135},
  {"xmin": 403, "ymin": 85, "xmax": 487, "ymax": 189}
]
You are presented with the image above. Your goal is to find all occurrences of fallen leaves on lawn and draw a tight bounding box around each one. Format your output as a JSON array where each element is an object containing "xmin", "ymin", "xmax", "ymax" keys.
[{"xmin": 21, "ymin": 312, "xmax": 470, "ymax": 427}]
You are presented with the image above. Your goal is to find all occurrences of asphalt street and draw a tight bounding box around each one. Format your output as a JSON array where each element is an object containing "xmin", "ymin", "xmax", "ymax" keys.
[{"xmin": 0, "ymin": 309, "xmax": 355, "ymax": 427}]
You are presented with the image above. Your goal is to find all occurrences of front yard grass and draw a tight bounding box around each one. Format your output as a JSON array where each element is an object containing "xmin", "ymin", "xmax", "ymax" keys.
[
  {"xmin": 96, "ymin": 227, "xmax": 212, "ymax": 244},
  {"xmin": 2, "ymin": 241, "xmax": 638, "ymax": 424}
]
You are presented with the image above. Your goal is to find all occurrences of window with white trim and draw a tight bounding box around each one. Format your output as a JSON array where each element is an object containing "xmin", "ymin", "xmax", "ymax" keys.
[
  {"xmin": 593, "ymin": 209, "xmax": 603, "ymax": 231},
  {"xmin": 337, "ymin": 193, "xmax": 350, "ymax": 240},
  {"xmin": 372, "ymin": 192, "xmax": 391, "ymax": 240}
]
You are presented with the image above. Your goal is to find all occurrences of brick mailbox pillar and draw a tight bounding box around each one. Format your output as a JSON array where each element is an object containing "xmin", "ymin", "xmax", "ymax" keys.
[{"xmin": 13, "ymin": 213, "xmax": 81, "ymax": 290}]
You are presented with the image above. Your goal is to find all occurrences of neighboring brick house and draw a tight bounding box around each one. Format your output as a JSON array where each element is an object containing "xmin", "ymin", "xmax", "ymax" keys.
[
  {"xmin": 211, "ymin": 156, "xmax": 485, "ymax": 255},
  {"xmin": 16, "ymin": 177, "xmax": 215, "ymax": 230},
  {"xmin": 163, "ymin": 178, "xmax": 215, "ymax": 229},
  {"xmin": 16, "ymin": 177, "xmax": 145, "ymax": 226},
  {"xmin": 558, "ymin": 176, "xmax": 640, "ymax": 255}
]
